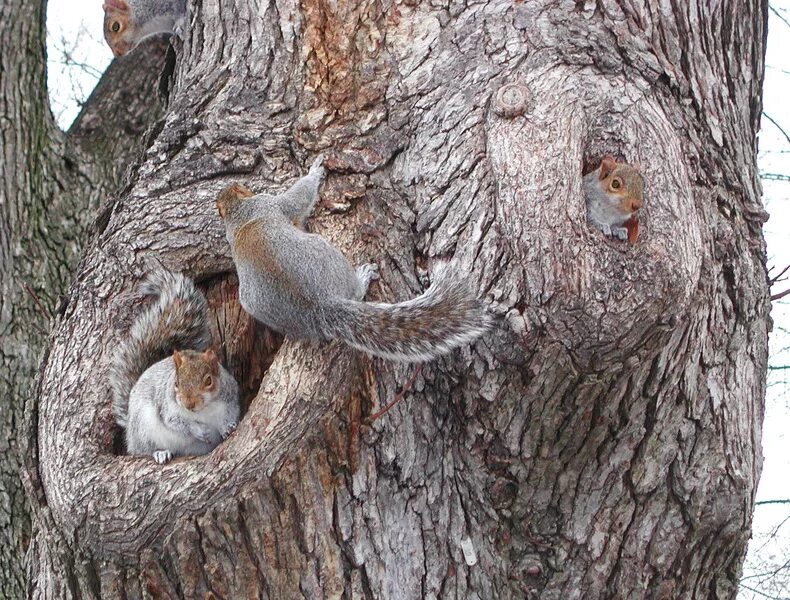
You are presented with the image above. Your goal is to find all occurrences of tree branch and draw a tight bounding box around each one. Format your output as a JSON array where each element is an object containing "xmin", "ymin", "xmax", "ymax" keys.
[{"xmin": 762, "ymin": 112, "xmax": 790, "ymax": 146}]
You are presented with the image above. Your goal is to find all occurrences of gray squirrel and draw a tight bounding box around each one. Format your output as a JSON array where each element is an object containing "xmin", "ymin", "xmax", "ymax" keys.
[
  {"xmin": 215, "ymin": 156, "xmax": 491, "ymax": 362},
  {"xmin": 103, "ymin": 0, "xmax": 186, "ymax": 57},
  {"xmin": 109, "ymin": 270, "xmax": 240, "ymax": 464},
  {"xmin": 583, "ymin": 156, "xmax": 644, "ymax": 244}
]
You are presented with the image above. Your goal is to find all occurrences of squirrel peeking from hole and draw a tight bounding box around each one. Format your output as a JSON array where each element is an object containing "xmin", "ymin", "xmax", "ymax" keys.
[{"xmin": 584, "ymin": 156, "xmax": 644, "ymax": 244}]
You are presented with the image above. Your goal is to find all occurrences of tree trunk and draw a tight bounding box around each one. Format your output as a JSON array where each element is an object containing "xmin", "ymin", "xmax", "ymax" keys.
[
  {"xmin": 0, "ymin": 0, "xmax": 166, "ymax": 594},
  {"xmin": 20, "ymin": 1, "xmax": 769, "ymax": 599}
]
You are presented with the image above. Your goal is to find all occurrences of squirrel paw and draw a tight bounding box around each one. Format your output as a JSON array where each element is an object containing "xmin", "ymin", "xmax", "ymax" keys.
[
  {"xmin": 308, "ymin": 154, "xmax": 326, "ymax": 180},
  {"xmin": 153, "ymin": 450, "xmax": 173, "ymax": 464},
  {"xmin": 356, "ymin": 263, "xmax": 380, "ymax": 298},
  {"xmin": 597, "ymin": 222, "xmax": 613, "ymax": 237},
  {"xmin": 221, "ymin": 422, "xmax": 238, "ymax": 439},
  {"xmin": 173, "ymin": 17, "xmax": 185, "ymax": 39},
  {"xmin": 612, "ymin": 226, "xmax": 628, "ymax": 241}
]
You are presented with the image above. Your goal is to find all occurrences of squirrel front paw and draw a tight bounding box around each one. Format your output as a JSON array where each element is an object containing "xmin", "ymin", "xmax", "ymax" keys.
[
  {"xmin": 596, "ymin": 222, "xmax": 613, "ymax": 237},
  {"xmin": 221, "ymin": 421, "xmax": 238, "ymax": 440},
  {"xmin": 612, "ymin": 226, "xmax": 629, "ymax": 241},
  {"xmin": 309, "ymin": 154, "xmax": 326, "ymax": 181},
  {"xmin": 153, "ymin": 450, "xmax": 173, "ymax": 464},
  {"xmin": 356, "ymin": 263, "xmax": 380, "ymax": 298},
  {"xmin": 173, "ymin": 16, "xmax": 186, "ymax": 39}
]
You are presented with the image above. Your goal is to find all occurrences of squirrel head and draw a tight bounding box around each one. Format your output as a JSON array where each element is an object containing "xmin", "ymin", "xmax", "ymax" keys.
[
  {"xmin": 597, "ymin": 156, "xmax": 644, "ymax": 215},
  {"xmin": 103, "ymin": 0, "xmax": 133, "ymax": 57},
  {"xmin": 216, "ymin": 184, "xmax": 255, "ymax": 220},
  {"xmin": 172, "ymin": 349, "xmax": 220, "ymax": 412}
]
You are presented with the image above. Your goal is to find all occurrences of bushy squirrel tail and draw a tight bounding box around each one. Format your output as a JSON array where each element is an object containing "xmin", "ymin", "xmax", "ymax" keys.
[
  {"xmin": 322, "ymin": 264, "xmax": 491, "ymax": 362},
  {"xmin": 109, "ymin": 271, "xmax": 211, "ymax": 427}
]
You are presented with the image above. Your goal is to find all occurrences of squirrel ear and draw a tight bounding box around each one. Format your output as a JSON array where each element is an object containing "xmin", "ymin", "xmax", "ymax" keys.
[
  {"xmin": 599, "ymin": 155, "xmax": 617, "ymax": 180},
  {"xmin": 173, "ymin": 351, "xmax": 183, "ymax": 369},
  {"xmin": 103, "ymin": 0, "xmax": 129, "ymax": 11},
  {"xmin": 203, "ymin": 349, "xmax": 219, "ymax": 370}
]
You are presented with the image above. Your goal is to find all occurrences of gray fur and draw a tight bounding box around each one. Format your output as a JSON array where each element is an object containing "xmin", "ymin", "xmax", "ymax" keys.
[
  {"xmin": 583, "ymin": 170, "xmax": 629, "ymax": 240},
  {"xmin": 109, "ymin": 270, "xmax": 211, "ymax": 427},
  {"xmin": 221, "ymin": 156, "xmax": 491, "ymax": 363},
  {"xmin": 124, "ymin": 358, "xmax": 239, "ymax": 462},
  {"xmin": 130, "ymin": 0, "xmax": 186, "ymax": 43},
  {"xmin": 109, "ymin": 270, "xmax": 239, "ymax": 462}
]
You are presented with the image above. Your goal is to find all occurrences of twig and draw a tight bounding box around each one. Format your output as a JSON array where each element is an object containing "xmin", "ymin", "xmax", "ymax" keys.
[
  {"xmin": 366, "ymin": 364, "xmax": 423, "ymax": 422},
  {"xmin": 737, "ymin": 582, "xmax": 790, "ymax": 600},
  {"xmin": 770, "ymin": 4, "xmax": 790, "ymax": 32},
  {"xmin": 762, "ymin": 173, "xmax": 790, "ymax": 182},
  {"xmin": 20, "ymin": 281, "xmax": 50, "ymax": 320},
  {"xmin": 763, "ymin": 112, "xmax": 790, "ymax": 146},
  {"xmin": 771, "ymin": 288, "xmax": 790, "ymax": 302},
  {"xmin": 756, "ymin": 499, "xmax": 790, "ymax": 506},
  {"xmin": 769, "ymin": 264, "xmax": 790, "ymax": 284}
]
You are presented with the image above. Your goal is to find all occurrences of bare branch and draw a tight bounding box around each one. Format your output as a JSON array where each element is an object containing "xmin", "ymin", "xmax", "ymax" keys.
[
  {"xmin": 770, "ymin": 4, "xmax": 790, "ymax": 32},
  {"xmin": 760, "ymin": 173, "xmax": 790, "ymax": 182},
  {"xmin": 763, "ymin": 112, "xmax": 790, "ymax": 146},
  {"xmin": 771, "ymin": 288, "xmax": 790, "ymax": 302}
]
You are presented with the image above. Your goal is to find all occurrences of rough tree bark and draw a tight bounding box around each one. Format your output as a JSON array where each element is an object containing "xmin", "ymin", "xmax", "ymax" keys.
[
  {"xmin": 18, "ymin": 0, "xmax": 770, "ymax": 598},
  {"xmin": 0, "ymin": 0, "xmax": 166, "ymax": 594}
]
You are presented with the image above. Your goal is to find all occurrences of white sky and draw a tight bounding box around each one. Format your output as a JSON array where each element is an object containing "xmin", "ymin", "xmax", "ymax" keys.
[{"xmin": 45, "ymin": 1, "xmax": 790, "ymax": 596}]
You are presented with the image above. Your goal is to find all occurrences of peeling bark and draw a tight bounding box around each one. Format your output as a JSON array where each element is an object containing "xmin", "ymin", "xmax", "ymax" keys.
[{"xmin": 18, "ymin": 1, "xmax": 770, "ymax": 599}]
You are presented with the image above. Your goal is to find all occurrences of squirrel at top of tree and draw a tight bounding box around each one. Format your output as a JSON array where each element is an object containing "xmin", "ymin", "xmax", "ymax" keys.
[
  {"xmin": 109, "ymin": 270, "xmax": 240, "ymax": 464},
  {"xmin": 215, "ymin": 156, "xmax": 491, "ymax": 363},
  {"xmin": 583, "ymin": 156, "xmax": 644, "ymax": 244},
  {"xmin": 102, "ymin": 0, "xmax": 186, "ymax": 57}
]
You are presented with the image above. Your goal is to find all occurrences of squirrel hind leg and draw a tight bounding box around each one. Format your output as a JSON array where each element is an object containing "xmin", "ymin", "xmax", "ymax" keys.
[{"xmin": 355, "ymin": 263, "xmax": 380, "ymax": 299}]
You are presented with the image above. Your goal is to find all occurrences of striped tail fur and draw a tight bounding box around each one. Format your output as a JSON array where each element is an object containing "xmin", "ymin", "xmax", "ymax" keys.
[
  {"xmin": 321, "ymin": 264, "xmax": 490, "ymax": 362},
  {"xmin": 108, "ymin": 270, "xmax": 211, "ymax": 426}
]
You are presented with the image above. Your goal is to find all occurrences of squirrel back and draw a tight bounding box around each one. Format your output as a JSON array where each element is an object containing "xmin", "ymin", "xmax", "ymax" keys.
[
  {"xmin": 109, "ymin": 270, "xmax": 211, "ymax": 427},
  {"xmin": 320, "ymin": 264, "xmax": 491, "ymax": 362}
]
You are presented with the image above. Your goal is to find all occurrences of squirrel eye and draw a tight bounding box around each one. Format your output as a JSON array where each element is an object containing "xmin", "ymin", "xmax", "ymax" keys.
[
  {"xmin": 610, "ymin": 178, "xmax": 622, "ymax": 190},
  {"xmin": 203, "ymin": 375, "xmax": 213, "ymax": 388},
  {"xmin": 111, "ymin": 21, "xmax": 121, "ymax": 33}
]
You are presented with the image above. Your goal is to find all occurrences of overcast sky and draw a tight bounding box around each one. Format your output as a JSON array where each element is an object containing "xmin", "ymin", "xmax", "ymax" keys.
[{"xmin": 45, "ymin": 2, "xmax": 790, "ymax": 597}]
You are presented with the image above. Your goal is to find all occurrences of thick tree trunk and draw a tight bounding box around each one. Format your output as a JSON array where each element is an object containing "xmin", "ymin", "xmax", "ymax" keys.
[
  {"xmin": 20, "ymin": 1, "xmax": 769, "ymax": 599},
  {"xmin": 0, "ymin": 0, "xmax": 166, "ymax": 594}
]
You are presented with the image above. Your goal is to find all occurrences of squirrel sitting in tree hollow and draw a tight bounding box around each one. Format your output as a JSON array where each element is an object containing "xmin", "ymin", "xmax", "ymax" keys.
[
  {"xmin": 109, "ymin": 270, "xmax": 240, "ymax": 464},
  {"xmin": 583, "ymin": 156, "xmax": 644, "ymax": 244},
  {"xmin": 102, "ymin": 0, "xmax": 186, "ymax": 57},
  {"xmin": 216, "ymin": 156, "xmax": 491, "ymax": 363}
]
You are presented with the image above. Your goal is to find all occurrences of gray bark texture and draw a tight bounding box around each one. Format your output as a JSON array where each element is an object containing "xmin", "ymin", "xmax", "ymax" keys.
[
  {"xmin": 18, "ymin": 0, "xmax": 771, "ymax": 599},
  {"xmin": 0, "ymin": 0, "xmax": 165, "ymax": 594}
]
